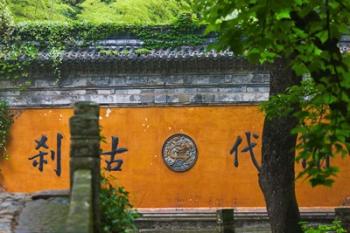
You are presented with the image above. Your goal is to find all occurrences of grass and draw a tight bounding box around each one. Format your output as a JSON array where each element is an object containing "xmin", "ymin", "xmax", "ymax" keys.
[{"xmin": 7, "ymin": 0, "xmax": 193, "ymax": 24}]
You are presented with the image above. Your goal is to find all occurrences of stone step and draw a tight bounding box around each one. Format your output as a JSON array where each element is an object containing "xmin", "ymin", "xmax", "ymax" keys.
[{"xmin": 135, "ymin": 208, "xmax": 335, "ymax": 233}]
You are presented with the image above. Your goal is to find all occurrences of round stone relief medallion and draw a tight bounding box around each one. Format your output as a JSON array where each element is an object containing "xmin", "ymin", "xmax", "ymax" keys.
[{"xmin": 162, "ymin": 134, "xmax": 198, "ymax": 172}]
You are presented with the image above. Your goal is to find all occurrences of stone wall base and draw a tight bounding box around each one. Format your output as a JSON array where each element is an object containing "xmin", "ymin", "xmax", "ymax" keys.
[{"xmin": 136, "ymin": 208, "xmax": 335, "ymax": 233}]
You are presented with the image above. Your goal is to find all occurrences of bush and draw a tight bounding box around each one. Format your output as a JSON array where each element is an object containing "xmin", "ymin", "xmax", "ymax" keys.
[
  {"xmin": 301, "ymin": 220, "xmax": 346, "ymax": 233},
  {"xmin": 100, "ymin": 174, "xmax": 141, "ymax": 233},
  {"xmin": 0, "ymin": 0, "xmax": 14, "ymax": 39}
]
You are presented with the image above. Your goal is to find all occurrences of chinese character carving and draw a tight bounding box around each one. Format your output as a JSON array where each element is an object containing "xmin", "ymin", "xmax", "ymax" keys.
[
  {"xmin": 229, "ymin": 131, "xmax": 261, "ymax": 171},
  {"xmin": 28, "ymin": 133, "xmax": 63, "ymax": 176},
  {"xmin": 101, "ymin": 136, "xmax": 127, "ymax": 171}
]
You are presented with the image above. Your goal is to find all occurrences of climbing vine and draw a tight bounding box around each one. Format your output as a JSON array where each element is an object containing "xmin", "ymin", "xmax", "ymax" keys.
[
  {"xmin": 1, "ymin": 14, "xmax": 206, "ymax": 81},
  {"xmin": 0, "ymin": 0, "xmax": 14, "ymax": 158},
  {"xmin": 0, "ymin": 101, "xmax": 12, "ymax": 159}
]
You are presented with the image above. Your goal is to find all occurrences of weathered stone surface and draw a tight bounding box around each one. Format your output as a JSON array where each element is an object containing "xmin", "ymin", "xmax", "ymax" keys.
[
  {"xmin": 0, "ymin": 193, "xmax": 30, "ymax": 233},
  {"xmin": 31, "ymin": 189, "xmax": 69, "ymax": 200},
  {"xmin": 65, "ymin": 170, "xmax": 93, "ymax": 233},
  {"xmin": 136, "ymin": 208, "xmax": 336, "ymax": 233},
  {"xmin": 15, "ymin": 197, "xmax": 69, "ymax": 233},
  {"xmin": 335, "ymin": 207, "xmax": 350, "ymax": 232},
  {"xmin": 73, "ymin": 101, "xmax": 99, "ymax": 116},
  {"xmin": 0, "ymin": 73, "xmax": 269, "ymax": 107},
  {"xmin": 217, "ymin": 209, "xmax": 235, "ymax": 233},
  {"xmin": 70, "ymin": 157, "xmax": 100, "ymax": 171},
  {"xmin": 70, "ymin": 139, "xmax": 100, "ymax": 158},
  {"xmin": 69, "ymin": 101, "xmax": 100, "ymax": 233}
]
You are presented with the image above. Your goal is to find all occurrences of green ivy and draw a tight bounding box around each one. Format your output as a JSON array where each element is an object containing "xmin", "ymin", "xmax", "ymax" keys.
[
  {"xmin": 0, "ymin": 101, "xmax": 12, "ymax": 159},
  {"xmin": 0, "ymin": 43, "xmax": 38, "ymax": 82},
  {"xmin": 10, "ymin": 18, "xmax": 206, "ymax": 50},
  {"xmin": 100, "ymin": 174, "xmax": 141, "ymax": 233},
  {"xmin": 0, "ymin": 2, "xmax": 13, "ymax": 159},
  {"xmin": 1, "ymin": 16, "xmax": 206, "ymax": 82}
]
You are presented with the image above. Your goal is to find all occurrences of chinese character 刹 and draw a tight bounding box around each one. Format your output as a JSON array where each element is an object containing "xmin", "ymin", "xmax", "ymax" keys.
[{"xmin": 28, "ymin": 133, "xmax": 63, "ymax": 176}]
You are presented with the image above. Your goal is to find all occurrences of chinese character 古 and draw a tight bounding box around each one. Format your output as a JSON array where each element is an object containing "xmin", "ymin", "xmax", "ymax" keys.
[{"xmin": 101, "ymin": 136, "xmax": 128, "ymax": 171}]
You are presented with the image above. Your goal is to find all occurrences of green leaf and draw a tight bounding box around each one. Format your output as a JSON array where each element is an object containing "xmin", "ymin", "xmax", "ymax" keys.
[
  {"xmin": 292, "ymin": 62, "xmax": 309, "ymax": 76},
  {"xmin": 315, "ymin": 31, "xmax": 328, "ymax": 43},
  {"xmin": 275, "ymin": 9, "xmax": 291, "ymax": 20}
]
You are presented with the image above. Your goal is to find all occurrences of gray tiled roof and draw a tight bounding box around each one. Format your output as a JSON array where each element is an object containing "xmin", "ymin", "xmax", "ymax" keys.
[
  {"xmin": 54, "ymin": 47, "xmax": 233, "ymax": 61},
  {"xmin": 30, "ymin": 46, "xmax": 258, "ymax": 75},
  {"xmin": 34, "ymin": 36, "xmax": 230, "ymax": 62},
  {"xmin": 35, "ymin": 35, "xmax": 350, "ymax": 62},
  {"xmin": 339, "ymin": 36, "xmax": 350, "ymax": 53},
  {"xmin": 27, "ymin": 37, "xmax": 350, "ymax": 74},
  {"xmin": 30, "ymin": 39, "xmax": 242, "ymax": 74}
]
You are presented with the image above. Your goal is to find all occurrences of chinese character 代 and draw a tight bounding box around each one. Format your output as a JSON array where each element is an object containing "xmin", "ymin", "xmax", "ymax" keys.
[{"xmin": 229, "ymin": 131, "xmax": 260, "ymax": 171}]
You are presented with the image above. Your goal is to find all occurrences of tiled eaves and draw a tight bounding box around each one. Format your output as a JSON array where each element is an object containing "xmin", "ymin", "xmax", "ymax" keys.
[{"xmin": 28, "ymin": 48, "xmax": 270, "ymax": 75}]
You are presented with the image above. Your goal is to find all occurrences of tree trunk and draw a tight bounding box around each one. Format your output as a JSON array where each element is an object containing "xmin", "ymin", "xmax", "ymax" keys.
[{"xmin": 258, "ymin": 61, "xmax": 302, "ymax": 233}]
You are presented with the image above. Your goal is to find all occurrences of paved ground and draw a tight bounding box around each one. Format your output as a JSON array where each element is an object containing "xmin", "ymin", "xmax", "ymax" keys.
[
  {"xmin": 0, "ymin": 192, "xmax": 69, "ymax": 233},
  {"xmin": 15, "ymin": 197, "xmax": 69, "ymax": 233},
  {"xmin": 0, "ymin": 192, "xmax": 30, "ymax": 233},
  {"xmin": 0, "ymin": 192, "xmax": 334, "ymax": 233}
]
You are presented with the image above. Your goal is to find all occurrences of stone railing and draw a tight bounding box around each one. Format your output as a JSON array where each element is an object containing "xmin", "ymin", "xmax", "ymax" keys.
[
  {"xmin": 65, "ymin": 170, "xmax": 94, "ymax": 233},
  {"xmin": 65, "ymin": 101, "xmax": 101, "ymax": 233}
]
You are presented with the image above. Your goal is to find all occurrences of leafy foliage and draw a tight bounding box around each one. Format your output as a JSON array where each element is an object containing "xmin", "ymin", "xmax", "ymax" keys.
[
  {"xmin": 7, "ymin": 0, "xmax": 193, "ymax": 25},
  {"xmin": 100, "ymin": 174, "xmax": 140, "ymax": 233},
  {"xmin": 0, "ymin": 0, "xmax": 14, "ymax": 38},
  {"xmin": 300, "ymin": 220, "xmax": 346, "ymax": 233},
  {"xmin": 11, "ymin": 16, "xmax": 204, "ymax": 49},
  {"xmin": 0, "ymin": 0, "xmax": 39, "ymax": 82},
  {"xmin": 0, "ymin": 101, "xmax": 12, "ymax": 159},
  {"xmin": 0, "ymin": 18, "xmax": 206, "ymax": 83},
  {"xmin": 197, "ymin": 0, "xmax": 350, "ymax": 186},
  {"xmin": 0, "ymin": 1, "xmax": 14, "ymax": 158}
]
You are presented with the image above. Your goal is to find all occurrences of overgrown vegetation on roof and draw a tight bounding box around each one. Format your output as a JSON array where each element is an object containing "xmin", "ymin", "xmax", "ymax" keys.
[
  {"xmin": 7, "ymin": 0, "xmax": 194, "ymax": 25},
  {"xmin": 0, "ymin": 6, "xmax": 207, "ymax": 81},
  {"xmin": 12, "ymin": 20, "xmax": 206, "ymax": 50}
]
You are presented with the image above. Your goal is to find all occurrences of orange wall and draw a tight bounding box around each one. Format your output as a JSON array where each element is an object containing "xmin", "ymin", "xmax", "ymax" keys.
[{"xmin": 0, "ymin": 106, "xmax": 349, "ymax": 208}]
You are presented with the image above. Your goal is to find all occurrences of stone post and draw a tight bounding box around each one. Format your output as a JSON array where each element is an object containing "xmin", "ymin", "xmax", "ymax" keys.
[
  {"xmin": 335, "ymin": 207, "xmax": 350, "ymax": 232},
  {"xmin": 217, "ymin": 209, "xmax": 235, "ymax": 233},
  {"xmin": 69, "ymin": 101, "xmax": 100, "ymax": 233}
]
